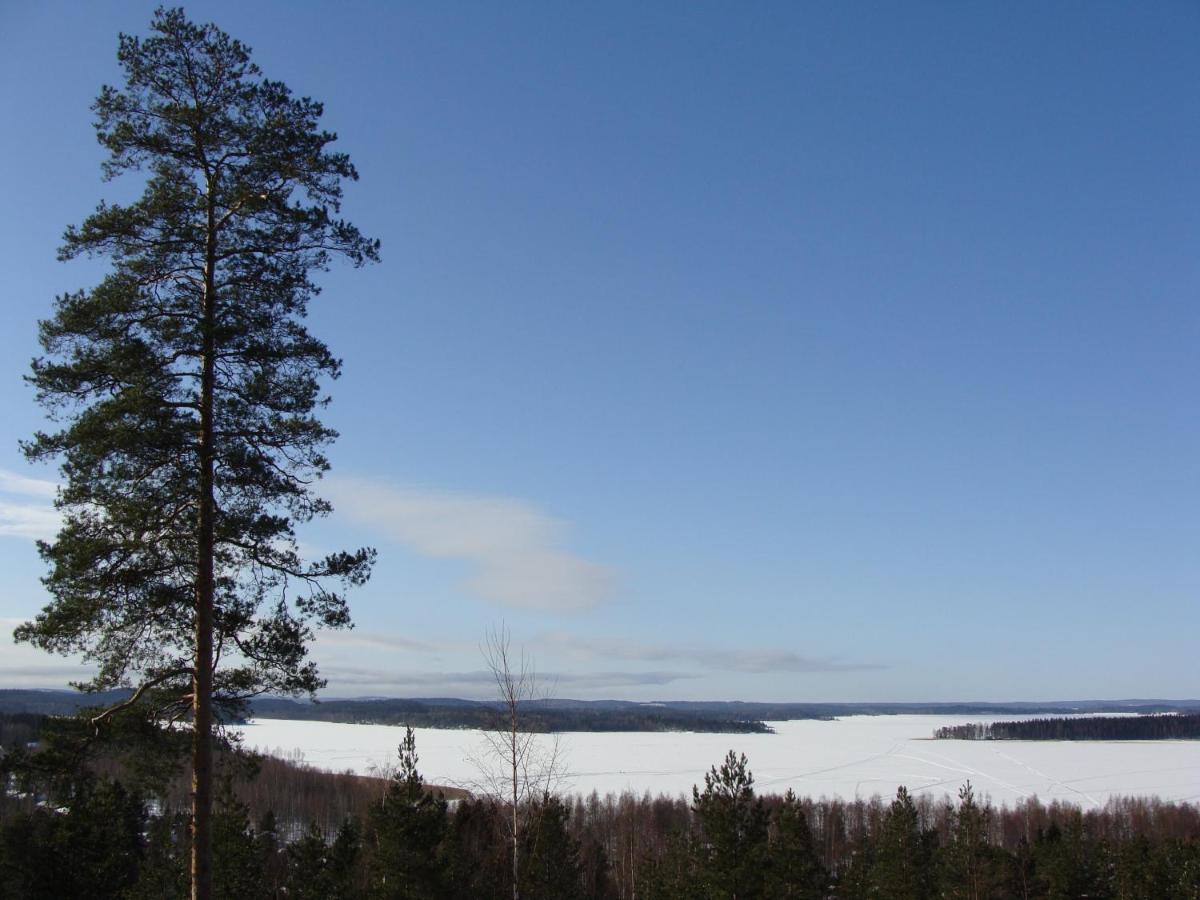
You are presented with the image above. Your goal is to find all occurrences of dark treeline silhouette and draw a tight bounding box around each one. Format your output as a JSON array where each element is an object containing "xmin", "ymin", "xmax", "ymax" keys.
[
  {"xmin": 0, "ymin": 690, "xmax": 135, "ymax": 716},
  {"xmin": 135, "ymin": 750, "xmax": 470, "ymax": 843},
  {"xmin": 0, "ymin": 713, "xmax": 42, "ymax": 752},
  {"xmin": 249, "ymin": 697, "xmax": 776, "ymax": 733},
  {"xmin": 0, "ymin": 712, "xmax": 466, "ymax": 843},
  {"xmin": 4, "ymin": 720, "xmax": 1200, "ymax": 898},
  {"xmin": 238, "ymin": 695, "xmax": 1200, "ymax": 734},
  {"xmin": 8, "ymin": 690, "xmax": 1200, "ymax": 733},
  {"xmin": 936, "ymin": 713, "xmax": 1200, "ymax": 741}
]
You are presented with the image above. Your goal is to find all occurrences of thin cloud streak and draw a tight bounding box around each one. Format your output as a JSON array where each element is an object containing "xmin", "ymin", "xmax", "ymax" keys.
[
  {"xmin": 0, "ymin": 469, "xmax": 59, "ymax": 499},
  {"xmin": 0, "ymin": 500, "xmax": 60, "ymax": 540},
  {"xmin": 0, "ymin": 469, "xmax": 61, "ymax": 540},
  {"xmin": 318, "ymin": 666, "xmax": 698, "ymax": 694},
  {"xmin": 326, "ymin": 476, "xmax": 615, "ymax": 612},
  {"xmin": 316, "ymin": 631, "xmax": 448, "ymax": 655},
  {"xmin": 537, "ymin": 634, "xmax": 885, "ymax": 674},
  {"xmin": 0, "ymin": 665, "xmax": 98, "ymax": 680}
]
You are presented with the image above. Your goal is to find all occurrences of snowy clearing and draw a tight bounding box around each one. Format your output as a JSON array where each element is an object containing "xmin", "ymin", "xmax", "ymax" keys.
[{"xmin": 231, "ymin": 715, "xmax": 1200, "ymax": 808}]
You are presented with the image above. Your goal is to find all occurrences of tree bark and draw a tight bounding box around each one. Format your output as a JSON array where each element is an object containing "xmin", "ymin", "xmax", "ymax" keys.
[{"xmin": 191, "ymin": 189, "xmax": 218, "ymax": 900}]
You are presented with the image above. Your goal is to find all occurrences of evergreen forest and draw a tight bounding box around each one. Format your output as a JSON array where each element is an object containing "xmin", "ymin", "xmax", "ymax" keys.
[
  {"xmin": 935, "ymin": 714, "xmax": 1200, "ymax": 742},
  {"xmin": 2, "ymin": 712, "xmax": 1199, "ymax": 899}
]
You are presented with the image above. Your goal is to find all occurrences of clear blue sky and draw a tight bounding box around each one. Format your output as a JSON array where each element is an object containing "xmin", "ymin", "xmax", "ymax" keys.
[{"xmin": 1, "ymin": 1, "xmax": 1196, "ymax": 701}]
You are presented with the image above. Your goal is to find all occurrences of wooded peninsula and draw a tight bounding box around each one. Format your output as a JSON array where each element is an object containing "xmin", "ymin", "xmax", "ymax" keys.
[{"xmin": 934, "ymin": 713, "xmax": 1200, "ymax": 741}]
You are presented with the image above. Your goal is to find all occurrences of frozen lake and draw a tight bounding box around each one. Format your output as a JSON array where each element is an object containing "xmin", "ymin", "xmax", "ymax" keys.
[{"xmin": 232, "ymin": 715, "xmax": 1200, "ymax": 808}]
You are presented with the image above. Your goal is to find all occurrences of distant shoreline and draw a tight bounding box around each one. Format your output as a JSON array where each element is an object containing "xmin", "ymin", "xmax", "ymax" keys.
[{"xmin": 4, "ymin": 689, "xmax": 1198, "ymax": 735}]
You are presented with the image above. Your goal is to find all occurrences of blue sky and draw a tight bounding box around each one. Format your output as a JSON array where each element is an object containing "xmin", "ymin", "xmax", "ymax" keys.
[{"xmin": 1, "ymin": 1, "xmax": 1196, "ymax": 701}]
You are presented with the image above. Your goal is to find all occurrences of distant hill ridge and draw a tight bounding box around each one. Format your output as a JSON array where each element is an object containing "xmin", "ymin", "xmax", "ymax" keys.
[{"xmin": 2, "ymin": 689, "xmax": 1198, "ymax": 734}]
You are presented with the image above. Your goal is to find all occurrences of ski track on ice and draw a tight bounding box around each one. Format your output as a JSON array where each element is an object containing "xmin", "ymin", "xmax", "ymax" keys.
[
  {"xmin": 1059, "ymin": 762, "xmax": 1200, "ymax": 785},
  {"xmin": 987, "ymin": 746, "xmax": 1101, "ymax": 808},
  {"xmin": 756, "ymin": 742, "xmax": 903, "ymax": 790},
  {"xmin": 902, "ymin": 745, "xmax": 1033, "ymax": 803}
]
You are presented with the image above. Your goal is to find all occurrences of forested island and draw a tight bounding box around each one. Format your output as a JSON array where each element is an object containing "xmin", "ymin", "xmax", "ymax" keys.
[{"xmin": 935, "ymin": 713, "xmax": 1200, "ymax": 741}]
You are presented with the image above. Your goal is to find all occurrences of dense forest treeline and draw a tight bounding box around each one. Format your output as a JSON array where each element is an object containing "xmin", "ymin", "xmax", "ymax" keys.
[
  {"xmin": 0, "ymin": 690, "xmax": 135, "ymax": 716},
  {"xmin": 5, "ymin": 690, "xmax": 1200, "ymax": 734},
  {"xmin": 3, "ymin": 712, "xmax": 1200, "ymax": 898},
  {"xmin": 249, "ymin": 697, "xmax": 778, "ymax": 734},
  {"xmin": 0, "ymin": 693, "xmax": 778, "ymax": 733},
  {"xmin": 935, "ymin": 713, "xmax": 1200, "ymax": 741}
]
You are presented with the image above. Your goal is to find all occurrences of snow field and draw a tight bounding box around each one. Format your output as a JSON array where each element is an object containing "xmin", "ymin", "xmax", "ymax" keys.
[{"xmin": 231, "ymin": 715, "xmax": 1200, "ymax": 808}]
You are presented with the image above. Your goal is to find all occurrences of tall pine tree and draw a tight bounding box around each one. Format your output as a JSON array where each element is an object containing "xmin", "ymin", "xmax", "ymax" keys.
[{"xmin": 16, "ymin": 9, "xmax": 378, "ymax": 899}]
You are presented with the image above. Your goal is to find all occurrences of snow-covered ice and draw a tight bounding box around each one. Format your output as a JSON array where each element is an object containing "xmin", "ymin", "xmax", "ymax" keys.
[{"xmin": 231, "ymin": 715, "xmax": 1200, "ymax": 807}]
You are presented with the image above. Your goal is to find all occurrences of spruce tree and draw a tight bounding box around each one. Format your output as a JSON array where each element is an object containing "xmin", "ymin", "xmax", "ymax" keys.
[
  {"xmin": 287, "ymin": 818, "xmax": 364, "ymax": 900},
  {"xmin": 691, "ymin": 750, "xmax": 769, "ymax": 899},
  {"xmin": 129, "ymin": 811, "xmax": 191, "ymax": 900},
  {"xmin": 1112, "ymin": 836, "xmax": 1167, "ymax": 900},
  {"xmin": 638, "ymin": 831, "xmax": 699, "ymax": 900},
  {"xmin": 941, "ymin": 782, "xmax": 1001, "ymax": 900},
  {"xmin": 444, "ymin": 797, "xmax": 510, "ymax": 899},
  {"xmin": 0, "ymin": 774, "xmax": 147, "ymax": 899},
  {"xmin": 326, "ymin": 817, "xmax": 368, "ymax": 899},
  {"xmin": 1031, "ymin": 817, "xmax": 1107, "ymax": 900},
  {"xmin": 1161, "ymin": 840, "xmax": 1200, "ymax": 900},
  {"xmin": 765, "ymin": 790, "xmax": 826, "ymax": 899},
  {"xmin": 869, "ymin": 786, "xmax": 935, "ymax": 900},
  {"xmin": 287, "ymin": 824, "xmax": 335, "ymax": 900},
  {"xmin": 366, "ymin": 726, "xmax": 449, "ymax": 898},
  {"xmin": 15, "ymin": 9, "xmax": 378, "ymax": 900},
  {"xmin": 519, "ymin": 794, "xmax": 584, "ymax": 900}
]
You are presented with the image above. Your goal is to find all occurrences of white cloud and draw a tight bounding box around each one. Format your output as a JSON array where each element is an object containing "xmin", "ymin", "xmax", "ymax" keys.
[
  {"xmin": 0, "ymin": 469, "xmax": 60, "ymax": 540},
  {"xmin": 0, "ymin": 469, "xmax": 59, "ymax": 499},
  {"xmin": 0, "ymin": 501, "xmax": 60, "ymax": 540},
  {"xmin": 0, "ymin": 468, "xmax": 59, "ymax": 540},
  {"xmin": 326, "ymin": 477, "xmax": 614, "ymax": 612}
]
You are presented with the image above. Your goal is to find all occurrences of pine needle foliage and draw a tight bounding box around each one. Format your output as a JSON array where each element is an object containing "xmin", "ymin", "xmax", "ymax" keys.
[{"xmin": 15, "ymin": 8, "xmax": 378, "ymax": 897}]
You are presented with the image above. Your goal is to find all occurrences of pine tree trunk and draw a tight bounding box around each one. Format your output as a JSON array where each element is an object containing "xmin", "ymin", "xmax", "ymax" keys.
[
  {"xmin": 191, "ymin": 194, "xmax": 218, "ymax": 900},
  {"xmin": 192, "ymin": 540, "xmax": 213, "ymax": 900}
]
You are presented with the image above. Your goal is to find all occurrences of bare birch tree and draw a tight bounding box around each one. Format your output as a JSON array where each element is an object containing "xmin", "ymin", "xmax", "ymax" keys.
[{"xmin": 466, "ymin": 625, "xmax": 565, "ymax": 900}]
